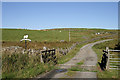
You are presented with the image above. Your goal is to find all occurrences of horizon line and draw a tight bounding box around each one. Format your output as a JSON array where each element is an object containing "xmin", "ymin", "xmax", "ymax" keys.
[{"xmin": 1, "ymin": 27, "xmax": 119, "ymax": 30}]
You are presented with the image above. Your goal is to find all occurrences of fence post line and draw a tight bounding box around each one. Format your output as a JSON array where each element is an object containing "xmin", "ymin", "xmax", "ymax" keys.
[{"xmin": 106, "ymin": 47, "xmax": 110, "ymax": 70}]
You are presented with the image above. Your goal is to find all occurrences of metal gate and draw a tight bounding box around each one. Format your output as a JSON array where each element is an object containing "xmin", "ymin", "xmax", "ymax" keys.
[{"xmin": 106, "ymin": 47, "xmax": 120, "ymax": 70}]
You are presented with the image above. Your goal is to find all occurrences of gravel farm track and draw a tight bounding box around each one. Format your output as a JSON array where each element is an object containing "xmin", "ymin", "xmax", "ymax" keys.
[{"xmin": 37, "ymin": 39, "xmax": 113, "ymax": 79}]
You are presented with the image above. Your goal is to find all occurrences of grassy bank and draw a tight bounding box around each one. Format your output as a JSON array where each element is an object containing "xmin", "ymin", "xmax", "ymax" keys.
[
  {"xmin": 93, "ymin": 39, "xmax": 120, "ymax": 78},
  {"xmin": 2, "ymin": 52, "xmax": 55, "ymax": 78}
]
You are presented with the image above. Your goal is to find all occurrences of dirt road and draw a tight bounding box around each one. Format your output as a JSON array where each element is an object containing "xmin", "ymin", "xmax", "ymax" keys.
[{"xmin": 38, "ymin": 39, "xmax": 113, "ymax": 79}]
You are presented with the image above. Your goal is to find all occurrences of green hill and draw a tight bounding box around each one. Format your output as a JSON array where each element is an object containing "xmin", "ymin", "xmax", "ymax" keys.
[
  {"xmin": 2, "ymin": 28, "xmax": 117, "ymax": 42},
  {"xmin": 2, "ymin": 28, "xmax": 118, "ymax": 49}
]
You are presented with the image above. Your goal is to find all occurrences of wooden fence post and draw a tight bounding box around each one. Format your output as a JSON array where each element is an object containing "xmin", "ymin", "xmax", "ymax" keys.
[
  {"xmin": 40, "ymin": 51, "xmax": 44, "ymax": 63},
  {"xmin": 106, "ymin": 47, "xmax": 110, "ymax": 70}
]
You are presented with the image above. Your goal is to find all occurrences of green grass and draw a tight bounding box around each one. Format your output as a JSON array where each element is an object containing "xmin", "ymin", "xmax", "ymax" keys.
[
  {"xmin": 68, "ymin": 60, "xmax": 96, "ymax": 72},
  {"xmin": 77, "ymin": 61, "xmax": 84, "ymax": 65},
  {"xmin": 64, "ymin": 71, "xmax": 76, "ymax": 77},
  {"xmin": 2, "ymin": 52, "xmax": 55, "ymax": 78},
  {"xmin": 68, "ymin": 60, "xmax": 84, "ymax": 71},
  {"xmin": 97, "ymin": 69, "xmax": 119, "ymax": 78},
  {"xmin": 93, "ymin": 39, "xmax": 119, "ymax": 78},
  {"xmin": 2, "ymin": 28, "xmax": 117, "ymax": 42},
  {"xmin": 2, "ymin": 29, "xmax": 69, "ymax": 42},
  {"xmin": 2, "ymin": 28, "xmax": 118, "ymax": 49},
  {"xmin": 1, "ymin": 28, "xmax": 119, "ymax": 78},
  {"xmin": 69, "ymin": 66, "xmax": 83, "ymax": 71}
]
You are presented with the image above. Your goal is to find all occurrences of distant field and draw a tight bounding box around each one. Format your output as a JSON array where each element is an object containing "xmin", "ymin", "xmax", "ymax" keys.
[
  {"xmin": 2, "ymin": 28, "xmax": 117, "ymax": 42},
  {"xmin": 2, "ymin": 29, "xmax": 69, "ymax": 42},
  {"xmin": 2, "ymin": 28, "xmax": 118, "ymax": 49}
]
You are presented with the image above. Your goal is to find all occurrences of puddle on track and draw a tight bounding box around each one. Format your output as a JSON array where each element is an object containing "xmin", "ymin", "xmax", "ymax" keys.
[{"xmin": 55, "ymin": 69, "xmax": 68, "ymax": 73}]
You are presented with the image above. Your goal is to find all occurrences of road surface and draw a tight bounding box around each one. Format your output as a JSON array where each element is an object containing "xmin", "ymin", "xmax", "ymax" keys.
[{"xmin": 38, "ymin": 39, "xmax": 113, "ymax": 79}]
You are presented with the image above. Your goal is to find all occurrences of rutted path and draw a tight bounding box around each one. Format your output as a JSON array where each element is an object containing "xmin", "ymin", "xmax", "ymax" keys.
[{"xmin": 38, "ymin": 39, "xmax": 113, "ymax": 79}]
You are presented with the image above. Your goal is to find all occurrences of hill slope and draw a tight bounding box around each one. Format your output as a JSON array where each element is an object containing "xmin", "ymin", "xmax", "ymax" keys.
[{"xmin": 2, "ymin": 28, "xmax": 117, "ymax": 42}]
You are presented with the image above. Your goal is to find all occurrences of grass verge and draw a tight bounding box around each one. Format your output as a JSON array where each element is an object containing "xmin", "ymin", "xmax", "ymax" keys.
[
  {"xmin": 57, "ymin": 44, "xmax": 84, "ymax": 64},
  {"xmin": 92, "ymin": 39, "xmax": 120, "ymax": 78}
]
